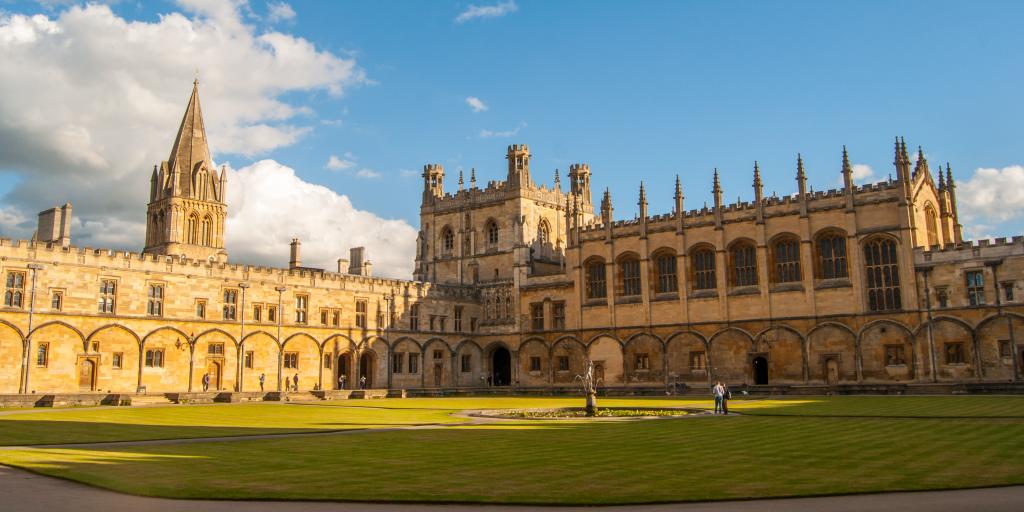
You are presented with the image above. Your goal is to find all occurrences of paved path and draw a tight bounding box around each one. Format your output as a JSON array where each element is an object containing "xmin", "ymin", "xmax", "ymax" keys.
[{"xmin": 1, "ymin": 465, "xmax": 1022, "ymax": 512}]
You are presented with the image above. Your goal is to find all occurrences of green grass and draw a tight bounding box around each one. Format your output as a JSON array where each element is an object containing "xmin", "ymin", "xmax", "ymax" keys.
[{"xmin": 0, "ymin": 396, "xmax": 1022, "ymax": 504}]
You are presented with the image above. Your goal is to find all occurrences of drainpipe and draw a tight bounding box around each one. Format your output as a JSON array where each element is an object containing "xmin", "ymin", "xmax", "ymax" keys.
[
  {"xmin": 21, "ymin": 263, "xmax": 45, "ymax": 394},
  {"xmin": 919, "ymin": 266, "xmax": 939, "ymax": 383}
]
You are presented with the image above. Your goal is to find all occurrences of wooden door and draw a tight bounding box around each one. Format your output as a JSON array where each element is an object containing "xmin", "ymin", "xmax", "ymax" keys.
[
  {"xmin": 207, "ymin": 361, "xmax": 222, "ymax": 390},
  {"xmin": 78, "ymin": 359, "xmax": 96, "ymax": 392},
  {"xmin": 434, "ymin": 364, "xmax": 443, "ymax": 386},
  {"xmin": 826, "ymin": 358, "xmax": 839, "ymax": 385}
]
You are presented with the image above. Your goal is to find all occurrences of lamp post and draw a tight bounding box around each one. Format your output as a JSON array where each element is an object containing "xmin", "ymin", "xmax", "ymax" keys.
[
  {"xmin": 275, "ymin": 285, "xmax": 286, "ymax": 392},
  {"xmin": 237, "ymin": 282, "xmax": 250, "ymax": 392},
  {"xmin": 20, "ymin": 263, "xmax": 45, "ymax": 394}
]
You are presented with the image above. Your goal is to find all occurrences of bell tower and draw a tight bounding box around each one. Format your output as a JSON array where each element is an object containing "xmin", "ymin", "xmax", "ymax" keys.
[{"xmin": 143, "ymin": 80, "xmax": 228, "ymax": 262}]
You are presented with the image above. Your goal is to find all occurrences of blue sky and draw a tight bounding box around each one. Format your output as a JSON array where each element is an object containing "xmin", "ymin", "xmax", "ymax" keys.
[{"xmin": 0, "ymin": 0, "xmax": 1022, "ymax": 273}]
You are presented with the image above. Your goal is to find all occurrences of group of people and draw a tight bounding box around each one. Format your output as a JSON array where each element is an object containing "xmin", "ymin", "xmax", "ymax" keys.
[
  {"xmin": 200, "ymin": 371, "xmax": 368, "ymax": 393},
  {"xmin": 336, "ymin": 374, "xmax": 368, "ymax": 390},
  {"xmin": 711, "ymin": 380, "xmax": 731, "ymax": 415}
]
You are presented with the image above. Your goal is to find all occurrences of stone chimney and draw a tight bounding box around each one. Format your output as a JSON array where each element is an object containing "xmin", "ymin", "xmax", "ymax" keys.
[
  {"xmin": 347, "ymin": 247, "xmax": 372, "ymax": 277},
  {"xmin": 289, "ymin": 238, "xmax": 301, "ymax": 269},
  {"xmin": 36, "ymin": 203, "xmax": 72, "ymax": 247}
]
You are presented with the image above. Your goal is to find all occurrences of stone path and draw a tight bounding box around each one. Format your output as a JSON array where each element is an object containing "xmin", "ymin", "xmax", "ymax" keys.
[{"xmin": 1, "ymin": 465, "xmax": 1022, "ymax": 512}]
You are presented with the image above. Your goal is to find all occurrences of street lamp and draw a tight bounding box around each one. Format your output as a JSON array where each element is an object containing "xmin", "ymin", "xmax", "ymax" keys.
[
  {"xmin": 21, "ymin": 263, "xmax": 45, "ymax": 394},
  {"xmin": 237, "ymin": 282, "xmax": 250, "ymax": 392},
  {"xmin": 275, "ymin": 285, "xmax": 286, "ymax": 392}
]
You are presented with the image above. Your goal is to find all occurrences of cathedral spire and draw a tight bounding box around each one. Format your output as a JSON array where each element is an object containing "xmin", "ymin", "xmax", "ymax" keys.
[{"xmin": 166, "ymin": 79, "xmax": 213, "ymax": 196}]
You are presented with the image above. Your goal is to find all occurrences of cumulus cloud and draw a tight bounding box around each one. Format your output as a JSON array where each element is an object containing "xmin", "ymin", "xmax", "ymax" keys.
[
  {"xmin": 957, "ymin": 165, "xmax": 1024, "ymax": 238},
  {"xmin": 851, "ymin": 164, "xmax": 874, "ymax": 182},
  {"xmin": 455, "ymin": 0, "xmax": 518, "ymax": 23},
  {"xmin": 480, "ymin": 121, "xmax": 526, "ymax": 138},
  {"xmin": 0, "ymin": 2, "xmax": 364, "ymax": 253},
  {"xmin": 326, "ymin": 152, "xmax": 356, "ymax": 171},
  {"xmin": 267, "ymin": 1, "xmax": 296, "ymax": 23},
  {"xmin": 226, "ymin": 160, "xmax": 416, "ymax": 278},
  {"xmin": 465, "ymin": 96, "xmax": 488, "ymax": 113}
]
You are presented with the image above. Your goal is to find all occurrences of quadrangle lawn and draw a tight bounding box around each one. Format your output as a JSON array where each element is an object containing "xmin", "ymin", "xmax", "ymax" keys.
[{"xmin": 0, "ymin": 395, "xmax": 1022, "ymax": 504}]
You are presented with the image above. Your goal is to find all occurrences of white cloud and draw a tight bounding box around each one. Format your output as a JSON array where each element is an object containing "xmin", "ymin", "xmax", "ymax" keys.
[
  {"xmin": 480, "ymin": 121, "xmax": 525, "ymax": 138},
  {"xmin": 399, "ymin": 169, "xmax": 419, "ymax": 178},
  {"xmin": 958, "ymin": 165, "xmax": 1024, "ymax": 237},
  {"xmin": 267, "ymin": 1, "xmax": 296, "ymax": 23},
  {"xmin": 455, "ymin": 0, "xmax": 518, "ymax": 23},
  {"xmin": 0, "ymin": 2, "xmax": 364, "ymax": 252},
  {"xmin": 326, "ymin": 152, "xmax": 356, "ymax": 171},
  {"xmin": 852, "ymin": 163, "xmax": 874, "ymax": 182},
  {"xmin": 226, "ymin": 160, "xmax": 416, "ymax": 278},
  {"xmin": 355, "ymin": 168, "xmax": 382, "ymax": 179},
  {"xmin": 465, "ymin": 96, "xmax": 488, "ymax": 113}
]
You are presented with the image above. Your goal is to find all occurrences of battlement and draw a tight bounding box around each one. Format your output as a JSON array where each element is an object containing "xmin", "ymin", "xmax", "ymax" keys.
[
  {"xmin": 423, "ymin": 163, "xmax": 444, "ymax": 175},
  {"xmin": 507, "ymin": 144, "xmax": 529, "ymax": 154},
  {"xmin": 568, "ymin": 163, "xmax": 590, "ymax": 174}
]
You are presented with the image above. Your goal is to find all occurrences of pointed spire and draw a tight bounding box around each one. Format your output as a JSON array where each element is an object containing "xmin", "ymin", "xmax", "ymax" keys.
[
  {"xmin": 894, "ymin": 136, "xmax": 903, "ymax": 165},
  {"xmin": 938, "ymin": 166, "xmax": 946, "ymax": 190},
  {"xmin": 712, "ymin": 168, "xmax": 722, "ymax": 195},
  {"xmin": 842, "ymin": 145, "xmax": 854, "ymax": 188},
  {"xmin": 639, "ymin": 181, "xmax": 647, "ymax": 204},
  {"xmin": 167, "ymin": 80, "xmax": 212, "ymax": 186},
  {"xmin": 458, "ymin": 169, "xmax": 464, "ymax": 191},
  {"xmin": 796, "ymin": 153, "xmax": 806, "ymax": 181},
  {"xmin": 914, "ymin": 145, "xmax": 929, "ymax": 178},
  {"xmin": 554, "ymin": 168, "xmax": 561, "ymax": 190},
  {"xmin": 470, "ymin": 167, "xmax": 477, "ymax": 188},
  {"xmin": 946, "ymin": 163, "xmax": 955, "ymax": 186},
  {"xmin": 674, "ymin": 174, "xmax": 682, "ymax": 199},
  {"xmin": 753, "ymin": 161, "xmax": 762, "ymax": 187},
  {"xmin": 601, "ymin": 187, "xmax": 613, "ymax": 225}
]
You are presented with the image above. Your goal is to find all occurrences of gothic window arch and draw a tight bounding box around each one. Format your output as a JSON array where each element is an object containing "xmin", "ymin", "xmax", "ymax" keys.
[
  {"xmin": 486, "ymin": 220, "xmax": 499, "ymax": 247},
  {"xmin": 864, "ymin": 236, "xmax": 902, "ymax": 312},
  {"xmin": 690, "ymin": 244, "xmax": 717, "ymax": 291},
  {"xmin": 585, "ymin": 257, "xmax": 607, "ymax": 299},
  {"xmin": 652, "ymin": 248, "xmax": 678, "ymax": 294},
  {"xmin": 441, "ymin": 227, "xmax": 454, "ymax": 257},
  {"xmin": 187, "ymin": 213, "xmax": 199, "ymax": 244},
  {"xmin": 617, "ymin": 253, "xmax": 641, "ymax": 297},
  {"xmin": 537, "ymin": 219, "xmax": 551, "ymax": 245},
  {"xmin": 729, "ymin": 240, "xmax": 758, "ymax": 287},
  {"xmin": 770, "ymin": 234, "xmax": 801, "ymax": 283},
  {"xmin": 815, "ymin": 229, "xmax": 848, "ymax": 279},
  {"xmin": 924, "ymin": 202, "xmax": 939, "ymax": 247},
  {"xmin": 201, "ymin": 215, "xmax": 213, "ymax": 246}
]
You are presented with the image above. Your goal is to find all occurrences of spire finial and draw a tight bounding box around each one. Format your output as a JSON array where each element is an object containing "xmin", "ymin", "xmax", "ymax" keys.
[
  {"xmin": 713, "ymin": 167, "xmax": 721, "ymax": 190},
  {"xmin": 796, "ymin": 153, "xmax": 806, "ymax": 180},
  {"xmin": 938, "ymin": 166, "xmax": 946, "ymax": 190},
  {"xmin": 639, "ymin": 181, "xmax": 647, "ymax": 203},
  {"xmin": 470, "ymin": 167, "xmax": 476, "ymax": 185},
  {"xmin": 674, "ymin": 174, "xmax": 682, "ymax": 196},
  {"xmin": 946, "ymin": 163, "xmax": 954, "ymax": 186}
]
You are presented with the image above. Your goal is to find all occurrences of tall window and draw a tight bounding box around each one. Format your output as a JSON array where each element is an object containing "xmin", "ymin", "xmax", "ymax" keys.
[
  {"xmin": 864, "ymin": 238, "xmax": 901, "ymax": 312},
  {"xmin": 966, "ymin": 270, "xmax": 985, "ymax": 306},
  {"xmin": 187, "ymin": 214, "xmax": 198, "ymax": 244},
  {"xmin": 441, "ymin": 228, "xmax": 454, "ymax": 257},
  {"xmin": 945, "ymin": 342, "xmax": 965, "ymax": 365},
  {"xmin": 284, "ymin": 352, "xmax": 298, "ymax": 369},
  {"xmin": 295, "ymin": 295, "xmax": 308, "ymax": 324},
  {"xmin": 635, "ymin": 353, "xmax": 650, "ymax": 371},
  {"xmin": 537, "ymin": 220, "xmax": 550, "ymax": 244},
  {"xmin": 4, "ymin": 272, "xmax": 25, "ymax": 308},
  {"xmin": 619, "ymin": 257, "xmax": 641, "ymax": 296},
  {"xmin": 454, "ymin": 306, "xmax": 463, "ymax": 331},
  {"xmin": 410, "ymin": 304, "xmax": 420, "ymax": 331},
  {"xmin": 196, "ymin": 299, "xmax": 207, "ymax": 319},
  {"xmin": 355, "ymin": 299, "xmax": 367, "ymax": 328},
  {"xmin": 730, "ymin": 242, "xmax": 757, "ymax": 287},
  {"xmin": 586, "ymin": 259, "xmax": 607, "ymax": 299},
  {"xmin": 461, "ymin": 354, "xmax": 472, "ymax": 372},
  {"xmin": 772, "ymin": 238, "xmax": 801, "ymax": 283},
  {"xmin": 408, "ymin": 353, "xmax": 419, "ymax": 374},
  {"xmin": 1003, "ymin": 282, "xmax": 1015, "ymax": 303},
  {"xmin": 268, "ymin": 305, "xmax": 277, "ymax": 323},
  {"xmin": 99, "ymin": 280, "xmax": 117, "ymax": 313},
  {"xmin": 147, "ymin": 284, "xmax": 164, "ymax": 316},
  {"xmin": 692, "ymin": 248, "xmax": 716, "ymax": 290},
  {"xmin": 392, "ymin": 352, "xmax": 404, "ymax": 373},
  {"xmin": 201, "ymin": 215, "xmax": 213, "ymax": 246},
  {"xmin": 223, "ymin": 289, "xmax": 238, "ymax": 320},
  {"xmin": 245, "ymin": 351, "xmax": 254, "ymax": 369},
  {"xmin": 817, "ymin": 233, "xmax": 848, "ymax": 279},
  {"xmin": 654, "ymin": 252, "xmax": 678, "ymax": 293},
  {"xmin": 552, "ymin": 302, "xmax": 566, "ymax": 330},
  {"xmin": 253, "ymin": 304, "xmax": 262, "ymax": 323},
  {"xmin": 36, "ymin": 342, "xmax": 49, "ymax": 367},
  {"xmin": 51, "ymin": 291, "xmax": 63, "ymax": 311},
  {"xmin": 689, "ymin": 351, "xmax": 706, "ymax": 370},
  {"xmin": 487, "ymin": 221, "xmax": 499, "ymax": 246},
  {"xmin": 924, "ymin": 204, "xmax": 939, "ymax": 247},
  {"xmin": 531, "ymin": 303, "xmax": 544, "ymax": 331}
]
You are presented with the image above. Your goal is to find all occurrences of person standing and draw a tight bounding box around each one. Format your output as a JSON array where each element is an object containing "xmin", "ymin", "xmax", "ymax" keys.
[
  {"xmin": 258, "ymin": 373, "xmax": 265, "ymax": 392},
  {"xmin": 293, "ymin": 373, "xmax": 299, "ymax": 392},
  {"xmin": 722, "ymin": 383, "xmax": 731, "ymax": 415},
  {"xmin": 338, "ymin": 374, "xmax": 346, "ymax": 390},
  {"xmin": 202, "ymin": 372, "xmax": 210, "ymax": 392},
  {"xmin": 712, "ymin": 380, "xmax": 725, "ymax": 414},
  {"xmin": 359, "ymin": 375, "xmax": 366, "ymax": 390}
]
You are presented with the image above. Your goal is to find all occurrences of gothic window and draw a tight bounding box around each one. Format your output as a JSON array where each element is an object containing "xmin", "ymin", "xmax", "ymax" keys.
[
  {"xmin": 885, "ymin": 344, "xmax": 906, "ymax": 366},
  {"xmin": 538, "ymin": 219, "xmax": 550, "ymax": 244},
  {"xmin": 487, "ymin": 221, "xmax": 499, "ymax": 246},
  {"xmin": 619, "ymin": 255, "xmax": 641, "ymax": 297},
  {"xmin": 355, "ymin": 299, "xmax": 367, "ymax": 328},
  {"xmin": 461, "ymin": 354, "xmax": 471, "ymax": 372},
  {"xmin": 689, "ymin": 351, "xmax": 706, "ymax": 370},
  {"xmin": 864, "ymin": 238, "xmax": 901, "ymax": 312},
  {"xmin": 147, "ymin": 284, "xmax": 164, "ymax": 316},
  {"xmin": 187, "ymin": 213, "xmax": 199, "ymax": 244},
  {"xmin": 223, "ymin": 289, "xmax": 238, "ymax": 320},
  {"xmin": 284, "ymin": 352, "xmax": 299, "ymax": 370},
  {"xmin": 145, "ymin": 349, "xmax": 164, "ymax": 368},
  {"xmin": 4, "ymin": 271, "xmax": 25, "ymax": 308},
  {"xmin": 51, "ymin": 291, "xmax": 63, "ymax": 311},
  {"xmin": 295, "ymin": 295, "xmax": 309, "ymax": 324},
  {"xmin": 441, "ymin": 227, "xmax": 454, "ymax": 257},
  {"xmin": 966, "ymin": 270, "xmax": 985, "ymax": 306},
  {"xmin": 98, "ymin": 279, "xmax": 117, "ymax": 314},
  {"xmin": 730, "ymin": 241, "xmax": 758, "ymax": 287},
  {"xmin": 585, "ymin": 258, "xmax": 607, "ymax": 299},
  {"xmin": 691, "ymin": 247, "xmax": 717, "ymax": 291},
  {"xmin": 924, "ymin": 203, "xmax": 939, "ymax": 247},
  {"xmin": 409, "ymin": 304, "xmax": 420, "ymax": 331},
  {"xmin": 816, "ymin": 232, "xmax": 849, "ymax": 279},
  {"xmin": 653, "ymin": 250, "xmax": 678, "ymax": 294},
  {"xmin": 552, "ymin": 302, "xmax": 566, "ymax": 330},
  {"xmin": 201, "ymin": 215, "xmax": 213, "ymax": 246},
  {"xmin": 530, "ymin": 303, "xmax": 544, "ymax": 331},
  {"xmin": 772, "ymin": 236, "xmax": 801, "ymax": 283}
]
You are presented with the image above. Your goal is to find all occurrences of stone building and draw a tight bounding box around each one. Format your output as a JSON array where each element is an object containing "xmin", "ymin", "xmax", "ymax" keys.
[{"xmin": 0, "ymin": 82, "xmax": 1020, "ymax": 397}]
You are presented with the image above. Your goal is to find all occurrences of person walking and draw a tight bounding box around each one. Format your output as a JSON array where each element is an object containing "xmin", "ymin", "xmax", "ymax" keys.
[
  {"xmin": 202, "ymin": 372, "xmax": 210, "ymax": 392},
  {"xmin": 712, "ymin": 380, "xmax": 725, "ymax": 414},
  {"xmin": 293, "ymin": 373, "xmax": 299, "ymax": 392},
  {"xmin": 722, "ymin": 383, "xmax": 731, "ymax": 415},
  {"xmin": 258, "ymin": 373, "xmax": 265, "ymax": 392},
  {"xmin": 359, "ymin": 375, "xmax": 366, "ymax": 390}
]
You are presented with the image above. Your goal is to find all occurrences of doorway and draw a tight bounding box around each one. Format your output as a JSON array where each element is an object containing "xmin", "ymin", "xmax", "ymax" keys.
[
  {"xmin": 78, "ymin": 359, "xmax": 96, "ymax": 392},
  {"xmin": 338, "ymin": 353, "xmax": 350, "ymax": 389},
  {"xmin": 207, "ymin": 360, "xmax": 222, "ymax": 390},
  {"xmin": 492, "ymin": 347, "xmax": 511, "ymax": 386},
  {"xmin": 752, "ymin": 356, "xmax": 768, "ymax": 385},
  {"xmin": 825, "ymin": 358, "xmax": 839, "ymax": 385},
  {"xmin": 359, "ymin": 352, "xmax": 374, "ymax": 388}
]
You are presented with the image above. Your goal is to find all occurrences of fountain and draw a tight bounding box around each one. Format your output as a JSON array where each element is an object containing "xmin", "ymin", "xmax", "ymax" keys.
[{"xmin": 574, "ymin": 360, "xmax": 600, "ymax": 417}]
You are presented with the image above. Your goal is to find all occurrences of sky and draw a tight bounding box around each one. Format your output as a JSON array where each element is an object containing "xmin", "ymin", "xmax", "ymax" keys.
[{"xmin": 0, "ymin": 0, "xmax": 1022, "ymax": 278}]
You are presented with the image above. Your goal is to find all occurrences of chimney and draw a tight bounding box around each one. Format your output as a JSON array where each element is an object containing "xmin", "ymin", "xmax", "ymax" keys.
[
  {"xmin": 348, "ymin": 247, "xmax": 372, "ymax": 276},
  {"xmin": 289, "ymin": 238, "xmax": 301, "ymax": 269},
  {"xmin": 36, "ymin": 203, "xmax": 72, "ymax": 247}
]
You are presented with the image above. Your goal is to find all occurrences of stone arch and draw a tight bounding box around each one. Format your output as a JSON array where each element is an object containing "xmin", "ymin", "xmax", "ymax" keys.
[
  {"xmin": 917, "ymin": 316, "xmax": 976, "ymax": 381},
  {"xmin": 195, "ymin": 328, "xmax": 240, "ymax": 349},
  {"xmin": 454, "ymin": 339, "xmax": 484, "ymax": 387},
  {"xmin": 391, "ymin": 337, "xmax": 424, "ymax": 388},
  {"xmin": 708, "ymin": 327, "xmax": 755, "ymax": 384},
  {"xmin": 280, "ymin": 333, "xmax": 320, "ymax": 391},
  {"xmin": 0, "ymin": 321, "xmax": 24, "ymax": 392},
  {"xmin": 518, "ymin": 337, "xmax": 549, "ymax": 386},
  {"xmin": 139, "ymin": 327, "xmax": 191, "ymax": 392},
  {"xmin": 358, "ymin": 337, "xmax": 389, "ymax": 389},
  {"xmin": 623, "ymin": 333, "xmax": 664, "ymax": 384},
  {"xmin": 85, "ymin": 324, "xmax": 142, "ymax": 392},
  {"xmin": 193, "ymin": 329, "xmax": 238, "ymax": 392},
  {"xmin": 587, "ymin": 335, "xmax": 624, "ymax": 385},
  {"xmin": 323, "ymin": 333, "xmax": 357, "ymax": 389},
  {"xmin": 423, "ymin": 338, "xmax": 453, "ymax": 388},
  {"xmin": 858, "ymin": 319, "xmax": 915, "ymax": 382},
  {"xmin": 141, "ymin": 326, "xmax": 191, "ymax": 347},
  {"xmin": 975, "ymin": 313, "xmax": 1024, "ymax": 380},
  {"xmin": 551, "ymin": 336, "xmax": 587, "ymax": 385},
  {"xmin": 754, "ymin": 325, "xmax": 805, "ymax": 383},
  {"xmin": 241, "ymin": 331, "xmax": 279, "ymax": 392},
  {"xmin": 27, "ymin": 321, "xmax": 86, "ymax": 393},
  {"xmin": 665, "ymin": 331, "xmax": 709, "ymax": 385},
  {"xmin": 807, "ymin": 322, "xmax": 857, "ymax": 383}
]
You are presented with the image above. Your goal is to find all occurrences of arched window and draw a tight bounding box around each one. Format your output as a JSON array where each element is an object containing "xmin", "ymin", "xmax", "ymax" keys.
[
  {"xmin": 864, "ymin": 237, "xmax": 901, "ymax": 312},
  {"xmin": 653, "ymin": 250, "xmax": 678, "ymax": 294},
  {"xmin": 441, "ymin": 227, "xmax": 454, "ymax": 256},
  {"xmin": 730, "ymin": 241, "xmax": 758, "ymax": 287},
  {"xmin": 816, "ymin": 231, "xmax": 848, "ymax": 279},
  {"xmin": 487, "ymin": 221, "xmax": 499, "ymax": 246},
  {"xmin": 585, "ymin": 258, "xmax": 607, "ymax": 299},
  {"xmin": 201, "ymin": 215, "xmax": 212, "ymax": 246},
  {"xmin": 924, "ymin": 203, "xmax": 939, "ymax": 247},
  {"xmin": 772, "ymin": 236, "xmax": 801, "ymax": 283},
  {"xmin": 187, "ymin": 214, "xmax": 199, "ymax": 244},
  {"xmin": 618, "ymin": 255, "xmax": 641, "ymax": 297},
  {"xmin": 537, "ymin": 219, "xmax": 550, "ymax": 244},
  {"xmin": 691, "ymin": 247, "xmax": 716, "ymax": 291}
]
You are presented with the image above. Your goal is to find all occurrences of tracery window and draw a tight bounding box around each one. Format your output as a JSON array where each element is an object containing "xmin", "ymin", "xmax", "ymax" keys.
[
  {"xmin": 817, "ymin": 232, "xmax": 849, "ymax": 279},
  {"xmin": 441, "ymin": 227, "xmax": 454, "ymax": 257},
  {"xmin": 654, "ymin": 252, "xmax": 678, "ymax": 293},
  {"xmin": 585, "ymin": 259, "xmax": 607, "ymax": 299},
  {"xmin": 730, "ymin": 242, "xmax": 758, "ymax": 287},
  {"xmin": 487, "ymin": 221, "xmax": 499, "ymax": 246},
  {"xmin": 864, "ymin": 238, "xmax": 901, "ymax": 312},
  {"xmin": 772, "ymin": 237, "xmax": 801, "ymax": 283},
  {"xmin": 619, "ymin": 256, "xmax": 641, "ymax": 297},
  {"xmin": 98, "ymin": 280, "xmax": 116, "ymax": 314},
  {"xmin": 691, "ymin": 247, "xmax": 716, "ymax": 291},
  {"xmin": 4, "ymin": 271, "xmax": 25, "ymax": 308}
]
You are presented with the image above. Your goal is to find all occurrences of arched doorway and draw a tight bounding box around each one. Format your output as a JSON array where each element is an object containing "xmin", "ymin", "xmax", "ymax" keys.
[
  {"xmin": 78, "ymin": 359, "xmax": 96, "ymax": 392},
  {"xmin": 207, "ymin": 361, "xmax": 222, "ymax": 390},
  {"xmin": 337, "ymin": 353, "xmax": 350, "ymax": 389},
  {"xmin": 752, "ymin": 356, "xmax": 768, "ymax": 385},
  {"xmin": 492, "ymin": 347, "xmax": 511, "ymax": 386},
  {"xmin": 825, "ymin": 358, "xmax": 839, "ymax": 385},
  {"xmin": 359, "ymin": 352, "xmax": 374, "ymax": 389}
]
